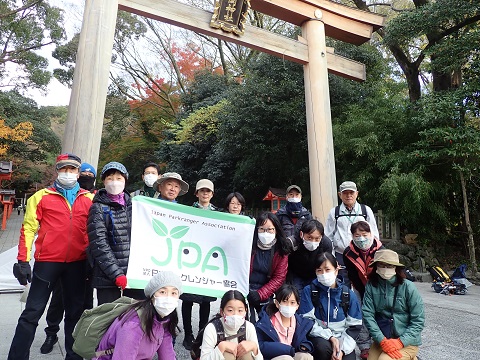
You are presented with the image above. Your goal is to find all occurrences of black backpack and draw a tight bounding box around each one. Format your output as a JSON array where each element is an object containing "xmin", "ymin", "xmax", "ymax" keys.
[
  {"xmin": 334, "ymin": 204, "xmax": 368, "ymax": 224},
  {"xmin": 190, "ymin": 317, "xmax": 246, "ymax": 360},
  {"xmin": 310, "ymin": 283, "xmax": 350, "ymax": 318}
]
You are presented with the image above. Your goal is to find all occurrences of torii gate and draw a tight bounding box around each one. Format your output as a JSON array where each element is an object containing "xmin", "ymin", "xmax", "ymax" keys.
[{"xmin": 62, "ymin": 0, "xmax": 384, "ymax": 222}]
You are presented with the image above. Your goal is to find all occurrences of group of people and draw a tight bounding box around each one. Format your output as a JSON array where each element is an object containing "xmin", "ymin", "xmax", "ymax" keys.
[{"xmin": 8, "ymin": 153, "xmax": 425, "ymax": 360}]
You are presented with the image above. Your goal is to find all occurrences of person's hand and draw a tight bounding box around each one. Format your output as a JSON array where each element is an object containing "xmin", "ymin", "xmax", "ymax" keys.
[
  {"xmin": 13, "ymin": 261, "xmax": 31, "ymax": 285},
  {"xmin": 237, "ymin": 340, "xmax": 258, "ymax": 357},
  {"xmin": 380, "ymin": 338, "xmax": 403, "ymax": 359},
  {"xmin": 218, "ymin": 340, "xmax": 237, "ymax": 356},
  {"xmin": 380, "ymin": 338, "xmax": 403, "ymax": 353},
  {"xmin": 329, "ymin": 336, "xmax": 341, "ymax": 360},
  {"xmin": 247, "ymin": 290, "xmax": 261, "ymax": 306},
  {"xmin": 115, "ymin": 275, "xmax": 127, "ymax": 290}
]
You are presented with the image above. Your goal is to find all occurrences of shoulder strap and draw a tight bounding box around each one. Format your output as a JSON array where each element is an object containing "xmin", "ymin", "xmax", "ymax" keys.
[
  {"xmin": 225, "ymin": 322, "xmax": 247, "ymax": 342},
  {"xmin": 340, "ymin": 285, "xmax": 350, "ymax": 316},
  {"xmin": 360, "ymin": 203, "xmax": 368, "ymax": 220},
  {"xmin": 334, "ymin": 205, "xmax": 340, "ymax": 220},
  {"xmin": 310, "ymin": 283, "xmax": 323, "ymax": 317},
  {"xmin": 101, "ymin": 205, "xmax": 115, "ymax": 245},
  {"xmin": 213, "ymin": 317, "xmax": 225, "ymax": 344}
]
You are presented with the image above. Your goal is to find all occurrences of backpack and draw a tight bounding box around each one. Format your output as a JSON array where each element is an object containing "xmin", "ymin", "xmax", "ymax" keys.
[
  {"xmin": 334, "ymin": 203, "xmax": 368, "ymax": 224},
  {"xmin": 190, "ymin": 317, "xmax": 246, "ymax": 360},
  {"xmin": 311, "ymin": 283, "xmax": 350, "ymax": 318},
  {"xmin": 72, "ymin": 297, "xmax": 142, "ymax": 358},
  {"xmin": 427, "ymin": 265, "xmax": 451, "ymax": 283}
]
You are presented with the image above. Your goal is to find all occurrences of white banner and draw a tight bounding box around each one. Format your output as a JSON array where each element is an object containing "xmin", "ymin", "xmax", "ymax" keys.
[{"xmin": 127, "ymin": 196, "xmax": 256, "ymax": 297}]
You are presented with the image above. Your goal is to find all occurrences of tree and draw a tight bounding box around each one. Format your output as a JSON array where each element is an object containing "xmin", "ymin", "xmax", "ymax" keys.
[
  {"xmin": 350, "ymin": 0, "xmax": 480, "ymax": 102},
  {"xmin": 0, "ymin": 0, "xmax": 65, "ymax": 89}
]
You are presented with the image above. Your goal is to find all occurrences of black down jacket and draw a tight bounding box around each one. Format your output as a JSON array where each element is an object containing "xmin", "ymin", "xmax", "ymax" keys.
[{"xmin": 87, "ymin": 189, "xmax": 132, "ymax": 289}]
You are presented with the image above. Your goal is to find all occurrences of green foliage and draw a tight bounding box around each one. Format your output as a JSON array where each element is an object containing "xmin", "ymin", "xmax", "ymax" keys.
[{"xmin": 0, "ymin": 0, "xmax": 65, "ymax": 89}]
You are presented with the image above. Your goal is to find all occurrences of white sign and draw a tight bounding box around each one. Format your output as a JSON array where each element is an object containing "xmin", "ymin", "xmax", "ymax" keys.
[{"xmin": 127, "ymin": 196, "xmax": 255, "ymax": 297}]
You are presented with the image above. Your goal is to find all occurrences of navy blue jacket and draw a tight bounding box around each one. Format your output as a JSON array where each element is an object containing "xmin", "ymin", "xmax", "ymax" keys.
[{"xmin": 255, "ymin": 308, "xmax": 314, "ymax": 360}]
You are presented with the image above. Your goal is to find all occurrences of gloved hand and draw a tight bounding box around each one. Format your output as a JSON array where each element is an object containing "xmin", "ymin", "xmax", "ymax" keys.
[
  {"xmin": 13, "ymin": 261, "xmax": 31, "ymax": 285},
  {"xmin": 247, "ymin": 290, "xmax": 261, "ymax": 306},
  {"xmin": 380, "ymin": 338, "xmax": 403, "ymax": 359},
  {"xmin": 115, "ymin": 275, "xmax": 127, "ymax": 290}
]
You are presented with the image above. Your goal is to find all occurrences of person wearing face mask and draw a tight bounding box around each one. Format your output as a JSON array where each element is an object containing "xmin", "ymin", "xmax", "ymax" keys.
[
  {"xmin": 131, "ymin": 162, "xmax": 161, "ymax": 198},
  {"xmin": 275, "ymin": 185, "xmax": 313, "ymax": 244},
  {"xmin": 298, "ymin": 252, "xmax": 362, "ymax": 360},
  {"xmin": 287, "ymin": 220, "xmax": 333, "ymax": 293},
  {"xmin": 78, "ymin": 162, "xmax": 97, "ymax": 192},
  {"xmin": 87, "ymin": 162, "xmax": 144, "ymax": 304},
  {"xmin": 255, "ymin": 284, "xmax": 314, "ymax": 360},
  {"xmin": 39, "ymin": 161, "xmax": 99, "ymax": 355},
  {"xmin": 201, "ymin": 290, "xmax": 263, "ymax": 360},
  {"xmin": 343, "ymin": 221, "xmax": 384, "ymax": 360},
  {"xmin": 94, "ymin": 271, "xmax": 182, "ymax": 359},
  {"xmin": 362, "ymin": 250, "xmax": 424, "ymax": 360},
  {"xmin": 248, "ymin": 212, "xmax": 292, "ymax": 323},
  {"xmin": 324, "ymin": 181, "xmax": 379, "ymax": 288},
  {"xmin": 9, "ymin": 153, "xmax": 94, "ymax": 360}
]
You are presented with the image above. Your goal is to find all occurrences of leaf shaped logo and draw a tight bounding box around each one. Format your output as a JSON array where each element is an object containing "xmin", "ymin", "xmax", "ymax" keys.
[
  {"xmin": 170, "ymin": 225, "xmax": 190, "ymax": 239},
  {"xmin": 152, "ymin": 219, "xmax": 168, "ymax": 236}
]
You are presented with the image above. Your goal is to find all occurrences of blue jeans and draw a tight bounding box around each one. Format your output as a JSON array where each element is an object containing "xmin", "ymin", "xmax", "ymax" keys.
[{"xmin": 8, "ymin": 261, "xmax": 87, "ymax": 360}]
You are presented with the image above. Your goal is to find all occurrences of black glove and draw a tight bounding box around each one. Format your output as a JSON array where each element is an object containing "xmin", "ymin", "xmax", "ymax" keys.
[
  {"xmin": 13, "ymin": 261, "xmax": 31, "ymax": 285},
  {"xmin": 247, "ymin": 290, "xmax": 261, "ymax": 306}
]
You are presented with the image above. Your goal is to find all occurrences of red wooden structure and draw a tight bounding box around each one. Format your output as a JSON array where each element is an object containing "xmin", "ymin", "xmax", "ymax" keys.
[
  {"xmin": 0, "ymin": 161, "xmax": 14, "ymax": 230},
  {"xmin": 262, "ymin": 187, "xmax": 287, "ymax": 213}
]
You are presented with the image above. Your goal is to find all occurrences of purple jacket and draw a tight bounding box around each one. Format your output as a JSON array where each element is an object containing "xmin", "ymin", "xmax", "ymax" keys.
[{"xmin": 95, "ymin": 310, "xmax": 176, "ymax": 360}]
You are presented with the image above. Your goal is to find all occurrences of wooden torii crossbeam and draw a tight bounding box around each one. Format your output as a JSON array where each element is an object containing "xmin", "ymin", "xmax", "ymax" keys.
[{"xmin": 62, "ymin": 0, "xmax": 384, "ymax": 222}]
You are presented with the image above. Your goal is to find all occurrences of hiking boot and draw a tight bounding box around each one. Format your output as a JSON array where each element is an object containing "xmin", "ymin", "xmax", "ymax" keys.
[
  {"xmin": 40, "ymin": 334, "xmax": 58, "ymax": 354},
  {"xmin": 360, "ymin": 349, "xmax": 369, "ymax": 359},
  {"xmin": 183, "ymin": 333, "xmax": 194, "ymax": 351}
]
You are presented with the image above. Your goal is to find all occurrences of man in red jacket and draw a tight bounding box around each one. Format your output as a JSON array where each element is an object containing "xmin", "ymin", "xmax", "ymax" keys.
[{"xmin": 8, "ymin": 153, "xmax": 94, "ymax": 360}]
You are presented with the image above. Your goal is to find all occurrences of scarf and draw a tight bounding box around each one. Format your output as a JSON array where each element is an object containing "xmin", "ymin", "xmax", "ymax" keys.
[
  {"xmin": 54, "ymin": 181, "xmax": 80, "ymax": 207},
  {"xmin": 285, "ymin": 202, "xmax": 303, "ymax": 218},
  {"xmin": 107, "ymin": 192, "xmax": 125, "ymax": 206},
  {"xmin": 257, "ymin": 238, "xmax": 277, "ymax": 250}
]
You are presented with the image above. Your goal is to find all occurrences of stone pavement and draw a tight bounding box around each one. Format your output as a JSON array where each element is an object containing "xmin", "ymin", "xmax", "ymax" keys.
[{"xmin": 1, "ymin": 212, "xmax": 479, "ymax": 359}]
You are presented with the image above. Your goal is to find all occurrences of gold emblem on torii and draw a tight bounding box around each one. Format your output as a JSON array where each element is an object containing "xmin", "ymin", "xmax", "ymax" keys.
[{"xmin": 210, "ymin": 0, "xmax": 250, "ymax": 36}]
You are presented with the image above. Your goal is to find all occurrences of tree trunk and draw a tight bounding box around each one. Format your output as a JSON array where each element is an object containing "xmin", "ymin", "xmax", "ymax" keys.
[{"xmin": 459, "ymin": 170, "xmax": 478, "ymax": 276}]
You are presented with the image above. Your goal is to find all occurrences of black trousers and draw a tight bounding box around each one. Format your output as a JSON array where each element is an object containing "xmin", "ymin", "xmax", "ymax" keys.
[
  {"xmin": 8, "ymin": 261, "xmax": 87, "ymax": 360},
  {"xmin": 182, "ymin": 300, "xmax": 211, "ymax": 336},
  {"xmin": 44, "ymin": 263, "xmax": 94, "ymax": 336},
  {"xmin": 309, "ymin": 336, "xmax": 356, "ymax": 360},
  {"xmin": 96, "ymin": 287, "xmax": 146, "ymax": 305}
]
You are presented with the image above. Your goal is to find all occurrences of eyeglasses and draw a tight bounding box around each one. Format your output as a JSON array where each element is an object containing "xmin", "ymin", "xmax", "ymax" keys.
[{"xmin": 258, "ymin": 227, "xmax": 275, "ymax": 234}]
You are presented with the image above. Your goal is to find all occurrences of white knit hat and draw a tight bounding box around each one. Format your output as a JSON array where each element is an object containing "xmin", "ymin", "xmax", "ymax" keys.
[{"xmin": 144, "ymin": 271, "xmax": 183, "ymax": 298}]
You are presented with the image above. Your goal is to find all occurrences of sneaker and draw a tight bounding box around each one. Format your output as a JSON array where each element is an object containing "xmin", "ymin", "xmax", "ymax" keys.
[
  {"xmin": 40, "ymin": 334, "xmax": 58, "ymax": 354},
  {"xmin": 183, "ymin": 334, "xmax": 194, "ymax": 351},
  {"xmin": 360, "ymin": 349, "xmax": 369, "ymax": 359}
]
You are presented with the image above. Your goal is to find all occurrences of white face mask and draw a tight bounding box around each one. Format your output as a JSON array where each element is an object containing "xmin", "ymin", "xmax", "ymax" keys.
[
  {"xmin": 376, "ymin": 267, "xmax": 396, "ymax": 280},
  {"xmin": 57, "ymin": 172, "xmax": 78, "ymax": 188},
  {"xmin": 154, "ymin": 296, "xmax": 179, "ymax": 317},
  {"xmin": 287, "ymin": 197, "xmax": 301, "ymax": 203},
  {"xmin": 144, "ymin": 174, "xmax": 158, "ymax": 188},
  {"xmin": 105, "ymin": 181, "xmax": 125, "ymax": 195},
  {"xmin": 278, "ymin": 304, "xmax": 297, "ymax": 318},
  {"xmin": 303, "ymin": 239, "xmax": 320, "ymax": 252},
  {"xmin": 353, "ymin": 236, "xmax": 373, "ymax": 250},
  {"xmin": 224, "ymin": 314, "xmax": 245, "ymax": 332},
  {"xmin": 258, "ymin": 232, "xmax": 276, "ymax": 245},
  {"xmin": 317, "ymin": 272, "xmax": 337, "ymax": 287}
]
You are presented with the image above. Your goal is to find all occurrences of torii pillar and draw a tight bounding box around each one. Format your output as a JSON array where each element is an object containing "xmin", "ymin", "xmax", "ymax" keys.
[{"xmin": 63, "ymin": 0, "xmax": 384, "ymax": 223}]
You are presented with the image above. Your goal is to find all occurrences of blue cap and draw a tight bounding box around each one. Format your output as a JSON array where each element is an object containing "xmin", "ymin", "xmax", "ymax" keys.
[
  {"xmin": 80, "ymin": 163, "xmax": 97, "ymax": 177},
  {"xmin": 101, "ymin": 162, "xmax": 129, "ymax": 180}
]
